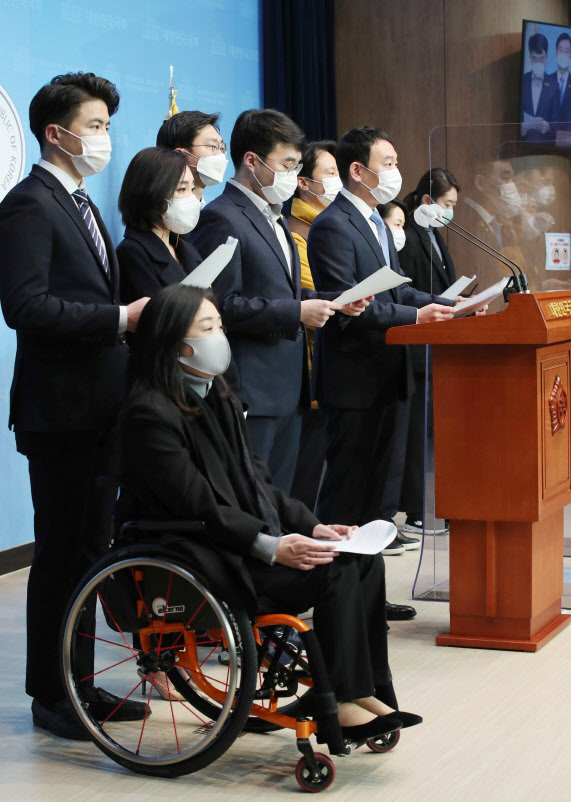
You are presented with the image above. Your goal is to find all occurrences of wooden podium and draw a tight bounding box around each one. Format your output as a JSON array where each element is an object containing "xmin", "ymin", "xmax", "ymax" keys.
[{"xmin": 387, "ymin": 291, "xmax": 571, "ymax": 651}]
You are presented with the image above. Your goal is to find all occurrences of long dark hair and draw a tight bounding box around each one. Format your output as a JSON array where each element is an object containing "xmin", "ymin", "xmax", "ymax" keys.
[
  {"xmin": 118, "ymin": 147, "xmax": 188, "ymax": 231},
  {"xmin": 129, "ymin": 283, "xmax": 222, "ymax": 414},
  {"xmin": 403, "ymin": 167, "xmax": 460, "ymax": 213}
]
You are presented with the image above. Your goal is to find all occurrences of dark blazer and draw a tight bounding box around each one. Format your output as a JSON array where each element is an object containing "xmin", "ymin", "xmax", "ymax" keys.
[
  {"xmin": 548, "ymin": 70, "xmax": 571, "ymax": 127},
  {"xmin": 190, "ymin": 182, "xmax": 334, "ymax": 416},
  {"xmin": 307, "ymin": 192, "xmax": 451, "ymax": 409},
  {"xmin": 521, "ymin": 71, "xmax": 558, "ymax": 141},
  {"xmin": 117, "ymin": 226, "xmax": 202, "ymax": 305},
  {"xmin": 398, "ymin": 218, "xmax": 457, "ymax": 296},
  {"xmin": 118, "ymin": 382, "xmax": 319, "ymax": 609},
  {"xmin": 0, "ymin": 164, "xmax": 127, "ymax": 431}
]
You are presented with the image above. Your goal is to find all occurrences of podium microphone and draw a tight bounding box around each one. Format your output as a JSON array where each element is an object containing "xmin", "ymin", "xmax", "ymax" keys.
[{"xmin": 413, "ymin": 204, "xmax": 530, "ymax": 299}]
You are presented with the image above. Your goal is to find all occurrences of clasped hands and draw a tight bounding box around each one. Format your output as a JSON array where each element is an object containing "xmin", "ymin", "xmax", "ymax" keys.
[{"xmin": 274, "ymin": 524, "xmax": 358, "ymax": 571}]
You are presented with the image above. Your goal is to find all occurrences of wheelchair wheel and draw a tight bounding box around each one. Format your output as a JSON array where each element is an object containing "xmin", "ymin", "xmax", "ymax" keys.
[
  {"xmin": 295, "ymin": 752, "xmax": 335, "ymax": 792},
  {"xmin": 366, "ymin": 729, "xmax": 401, "ymax": 753},
  {"xmin": 61, "ymin": 547, "xmax": 257, "ymax": 778}
]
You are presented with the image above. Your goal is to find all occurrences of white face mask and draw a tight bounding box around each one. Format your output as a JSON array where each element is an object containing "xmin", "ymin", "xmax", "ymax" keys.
[
  {"xmin": 360, "ymin": 165, "xmax": 402, "ymax": 204},
  {"xmin": 496, "ymin": 182, "xmax": 523, "ymax": 218},
  {"xmin": 391, "ymin": 228, "xmax": 406, "ymax": 251},
  {"xmin": 535, "ymin": 184, "xmax": 556, "ymax": 206},
  {"xmin": 306, "ymin": 175, "xmax": 343, "ymax": 206},
  {"xmin": 557, "ymin": 52, "xmax": 571, "ymax": 70},
  {"xmin": 179, "ymin": 331, "xmax": 231, "ymax": 377},
  {"xmin": 162, "ymin": 194, "xmax": 201, "ymax": 234},
  {"xmin": 531, "ymin": 62, "xmax": 546, "ymax": 80},
  {"xmin": 184, "ymin": 150, "xmax": 228, "ymax": 186},
  {"xmin": 57, "ymin": 126, "xmax": 111, "ymax": 177},
  {"xmin": 253, "ymin": 156, "xmax": 298, "ymax": 205}
]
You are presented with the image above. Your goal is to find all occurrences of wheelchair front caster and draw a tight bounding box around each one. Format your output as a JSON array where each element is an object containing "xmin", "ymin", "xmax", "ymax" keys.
[
  {"xmin": 295, "ymin": 752, "xmax": 335, "ymax": 792},
  {"xmin": 366, "ymin": 729, "xmax": 401, "ymax": 753}
]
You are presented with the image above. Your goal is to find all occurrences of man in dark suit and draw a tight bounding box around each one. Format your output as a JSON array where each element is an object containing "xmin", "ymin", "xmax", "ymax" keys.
[
  {"xmin": 308, "ymin": 126, "xmax": 454, "ymax": 532},
  {"xmin": 0, "ymin": 72, "xmax": 148, "ymax": 739},
  {"xmin": 191, "ymin": 109, "xmax": 349, "ymax": 493},
  {"xmin": 521, "ymin": 33, "xmax": 558, "ymax": 143},
  {"xmin": 548, "ymin": 32, "xmax": 571, "ymax": 136}
]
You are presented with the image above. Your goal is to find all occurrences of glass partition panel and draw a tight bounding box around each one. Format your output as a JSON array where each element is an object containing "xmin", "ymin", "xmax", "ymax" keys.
[{"xmin": 406, "ymin": 123, "xmax": 571, "ymax": 606}]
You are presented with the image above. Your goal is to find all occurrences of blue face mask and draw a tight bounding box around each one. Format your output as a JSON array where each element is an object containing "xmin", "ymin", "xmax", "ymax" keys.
[{"xmin": 431, "ymin": 198, "xmax": 454, "ymax": 224}]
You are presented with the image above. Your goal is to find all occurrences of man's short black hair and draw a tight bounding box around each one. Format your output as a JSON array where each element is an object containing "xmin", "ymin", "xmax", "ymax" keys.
[
  {"xmin": 529, "ymin": 33, "xmax": 548, "ymax": 55},
  {"xmin": 336, "ymin": 126, "xmax": 394, "ymax": 184},
  {"xmin": 295, "ymin": 140, "xmax": 336, "ymax": 198},
  {"xmin": 156, "ymin": 110, "xmax": 220, "ymax": 149},
  {"xmin": 29, "ymin": 72, "xmax": 120, "ymax": 149},
  {"xmin": 556, "ymin": 32, "xmax": 571, "ymax": 50},
  {"xmin": 230, "ymin": 108, "xmax": 305, "ymax": 169},
  {"xmin": 118, "ymin": 147, "xmax": 188, "ymax": 232}
]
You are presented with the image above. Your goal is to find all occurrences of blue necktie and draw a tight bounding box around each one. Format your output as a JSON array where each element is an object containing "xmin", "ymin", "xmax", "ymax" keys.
[
  {"xmin": 72, "ymin": 189, "xmax": 109, "ymax": 275},
  {"xmin": 561, "ymin": 76, "xmax": 566, "ymax": 105},
  {"xmin": 369, "ymin": 210, "xmax": 391, "ymax": 268},
  {"xmin": 427, "ymin": 227, "xmax": 443, "ymax": 263}
]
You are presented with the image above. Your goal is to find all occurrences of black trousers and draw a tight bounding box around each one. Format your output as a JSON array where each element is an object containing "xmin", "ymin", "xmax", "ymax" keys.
[
  {"xmin": 249, "ymin": 553, "xmax": 396, "ymax": 705},
  {"xmin": 400, "ymin": 372, "xmax": 432, "ymax": 519},
  {"xmin": 16, "ymin": 427, "xmax": 118, "ymax": 703},
  {"xmin": 246, "ymin": 408, "xmax": 302, "ymax": 494},
  {"xmin": 289, "ymin": 408, "xmax": 327, "ymax": 513},
  {"xmin": 316, "ymin": 398, "xmax": 412, "ymax": 526}
]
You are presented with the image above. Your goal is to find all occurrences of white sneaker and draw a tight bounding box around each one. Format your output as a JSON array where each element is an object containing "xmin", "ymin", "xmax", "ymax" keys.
[{"xmin": 402, "ymin": 517, "xmax": 448, "ymax": 535}]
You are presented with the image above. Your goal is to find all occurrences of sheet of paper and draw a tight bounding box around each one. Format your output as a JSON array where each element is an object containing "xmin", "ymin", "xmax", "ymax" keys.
[
  {"xmin": 334, "ymin": 266, "xmax": 411, "ymax": 306},
  {"xmin": 324, "ymin": 520, "xmax": 397, "ymax": 555},
  {"xmin": 452, "ymin": 276, "xmax": 509, "ymax": 318},
  {"xmin": 439, "ymin": 274, "xmax": 477, "ymax": 300},
  {"xmin": 523, "ymin": 111, "xmax": 544, "ymax": 130},
  {"xmin": 181, "ymin": 236, "xmax": 238, "ymax": 288}
]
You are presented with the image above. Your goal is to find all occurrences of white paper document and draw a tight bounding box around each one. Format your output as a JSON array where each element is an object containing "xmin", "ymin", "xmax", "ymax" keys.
[
  {"xmin": 181, "ymin": 236, "xmax": 238, "ymax": 288},
  {"xmin": 523, "ymin": 111, "xmax": 544, "ymax": 130},
  {"xmin": 334, "ymin": 266, "xmax": 411, "ymax": 306},
  {"xmin": 452, "ymin": 276, "xmax": 509, "ymax": 318},
  {"xmin": 439, "ymin": 274, "xmax": 477, "ymax": 300},
  {"xmin": 325, "ymin": 519, "xmax": 397, "ymax": 555}
]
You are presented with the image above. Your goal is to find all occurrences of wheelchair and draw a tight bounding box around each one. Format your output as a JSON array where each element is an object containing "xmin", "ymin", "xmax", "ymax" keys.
[{"xmin": 61, "ymin": 519, "xmax": 401, "ymax": 792}]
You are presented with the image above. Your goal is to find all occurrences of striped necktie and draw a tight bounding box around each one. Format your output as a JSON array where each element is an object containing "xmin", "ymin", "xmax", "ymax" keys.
[{"xmin": 72, "ymin": 189, "xmax": 109, "ymax": 275}]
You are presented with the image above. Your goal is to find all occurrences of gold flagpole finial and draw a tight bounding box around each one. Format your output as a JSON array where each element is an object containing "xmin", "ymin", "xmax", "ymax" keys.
[{"xmin": 164, "ymin": 65, "xmax": 179, "ymax": 121}]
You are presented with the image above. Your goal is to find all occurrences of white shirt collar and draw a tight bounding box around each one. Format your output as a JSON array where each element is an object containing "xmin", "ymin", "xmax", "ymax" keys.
[
  {"xmin": 38, "ymin": 158, "xmax": 85, "ymax": 194},
  {"xmin": 228, "ymin": 177, "xmax": 281, "ymax": 219},
  {"xmin": 464, "ymin": 196, "xmax": 494, "ymax": 226},
  {"xmin": 340, "ymin": 186, "xmax": 376, "ymax": 222},
  {"xmin": 557, "ymin": 68, "xmax": 569, "ymax": 83}
]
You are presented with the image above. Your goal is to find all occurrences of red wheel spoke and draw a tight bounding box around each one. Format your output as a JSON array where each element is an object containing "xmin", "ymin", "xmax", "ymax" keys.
[
  {"xmin": 130, "ymin": 567, "xmax": 159, "ymax": 635},
  {"xmin": 199, "ymin": 643, "xmax": 219, "ymax": 667},
  {"xmin": 96, "ymin": 591, "xmax": 138, "ymax": 655},
  {"xmin": 166, "ymin": 676, "xmax": 181, "ymax": 754},
  {"xmin": 78, "ymin": 632, "xmax": 136, "ymax": 650},
  {"xmin": 135, "ymin": 678, "xmax": 154, "ymax": 753},
  {"xmin": 81, "ymin": 652, "xmax": 138, "ymax": 682},
  {"xmin": 150, "ymin": 674, "xmax": 212, "ymax": 727},
  {"xmin": 167, "ymin": 599, "xmax": 207, "ymax": 650},
  {"xmin": 100, "ymin": 677, "xmax": 145, "ymax": 726},
  {"xmin": 156, "ymin": 571, "xmax": 174, "ymax": 656}
]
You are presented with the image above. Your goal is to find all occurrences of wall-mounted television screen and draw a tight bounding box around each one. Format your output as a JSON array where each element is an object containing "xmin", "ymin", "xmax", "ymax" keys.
[{"xmin": 520, "ymin": 19, "xmax": 571, "ymax": 147}]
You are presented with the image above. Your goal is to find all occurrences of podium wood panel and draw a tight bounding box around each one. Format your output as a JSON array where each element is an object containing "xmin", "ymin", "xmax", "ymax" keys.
[{"xmin": 387, "ymin": 292, "xmax": 571, "ymax": 651}]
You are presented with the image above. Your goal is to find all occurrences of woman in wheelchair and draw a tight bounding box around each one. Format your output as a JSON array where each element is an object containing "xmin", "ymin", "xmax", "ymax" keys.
[{"xmin": 116, "ymin": 282, "xmax": 422, "ymax": 743}]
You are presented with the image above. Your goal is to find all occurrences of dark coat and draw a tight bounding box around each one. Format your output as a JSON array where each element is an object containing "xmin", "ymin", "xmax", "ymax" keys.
[
  {"xmin": 521, "ymin": 71, "xmax": 558, "ymax": 141},
  {"xmin": 118, "ymin": 381, "xmax": 320, "ymax": 610},
  {"xmin": 307, "ymin": 192, "xmax": 451, "ymax": 409},
  {"xmin": 117, "ymin": 226, "xmax": 202, "ymax": 305},
  {"xmin": 548, "ymin": 70, "xmax": 571, "ymax": 128},
  {"xmin": 0, "ymin": 164, "xmax": 127, "ymax": 431},
  {"xmin": 190, "ymin": 182, "xmax": 335, "ymax": 416}
]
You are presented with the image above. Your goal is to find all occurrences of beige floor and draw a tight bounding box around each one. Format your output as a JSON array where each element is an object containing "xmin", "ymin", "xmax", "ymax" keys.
[{"xmin": 3, "ymin": 545, "xmax": 571, "ymax": 802}]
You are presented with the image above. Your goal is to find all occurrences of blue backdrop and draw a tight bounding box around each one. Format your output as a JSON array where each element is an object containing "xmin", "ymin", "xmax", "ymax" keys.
[{"xmin": 0, "ymin": 0, "xmax": 261, "ymax": 552}]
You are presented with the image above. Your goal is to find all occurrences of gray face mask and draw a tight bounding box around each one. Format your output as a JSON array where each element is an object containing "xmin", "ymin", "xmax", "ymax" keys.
[{"xmin": 179, "ymin": 331, "xmax": 231, "ymax": 377}]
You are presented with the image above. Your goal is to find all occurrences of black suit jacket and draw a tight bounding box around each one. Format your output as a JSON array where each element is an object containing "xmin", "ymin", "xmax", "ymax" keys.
[
  {"xmin": 190, "ymin": 182, "xmax": 334, "ymax": 416},
  {"xmin": 399, "ymin": 218, "xmax": 457, "ymax": 296},
  {"xmin": 521, "ymin": 71, "xmax": 558, "ymax": 141},
  {"xmin": 118, "ymin": 382, "xmax": 319, "ymax": 609},
  {"xmin": 0, "ymin": 164, "xmax": 127, "ymax": 432},
  {"xmin": 307, "ymin": 192, "xmax": 451, "ymax": 409},
  {"xmin": 117, "ymin": 226, "xmax": 202, "ymax": 305},
  {"xmin": 548, "ymin": 70, "xmax": 571, "ymax": 127}
]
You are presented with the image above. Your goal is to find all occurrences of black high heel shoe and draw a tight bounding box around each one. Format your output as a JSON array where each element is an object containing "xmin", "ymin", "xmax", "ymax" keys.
[
  {"xmin": 393, "ymin": 710, "xmax": 423, "ymax": 728},
  {"xmin": 341, "ymin": 714, "xmax": 402, "ymax": 740}
]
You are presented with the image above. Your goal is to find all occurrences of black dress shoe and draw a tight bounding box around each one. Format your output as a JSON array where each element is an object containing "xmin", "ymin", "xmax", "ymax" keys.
[
  {"xmin": 393, "ymin": 710, "xmax": 423, "ymax": 728},
  {"xmin": 81, "ymin": 687, "xmax": 150, "ymax": 721},
  {"xmin": 32, "ymin": 698, "xmax": 89, "ymax": 741},
  {"xmin": 386, "ymin": 601, "xmax": 417, "ymax": 621},
  {"xmin": 341, "ymin": 714, "xmax": 402, "ymax": 740}
]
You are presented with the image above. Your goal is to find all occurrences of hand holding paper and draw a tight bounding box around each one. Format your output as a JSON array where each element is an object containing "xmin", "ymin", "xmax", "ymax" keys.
[
  {"xmin": 439, "ymin": 275, "xmax": 477, "ymax": 300},
  {"xmin": 452, "ymin": 276, "xmax": 509, "ymax": 317},
  {"xmin": 320, "ymin": 520, "xmax": 397, "ymax": 554},
  {"xmin": 334, "ymin": 266, "xmax": 411, "ymax": 306}
]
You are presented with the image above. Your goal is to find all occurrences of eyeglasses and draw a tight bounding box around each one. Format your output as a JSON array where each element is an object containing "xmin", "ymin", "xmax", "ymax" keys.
[
  {"xmin": 256, "ymin": 154, "xmax": 303, "ymax": 176},
  {"xmin": 185, "ymin": 142, "xmax": 228, "ymax": 155}
]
